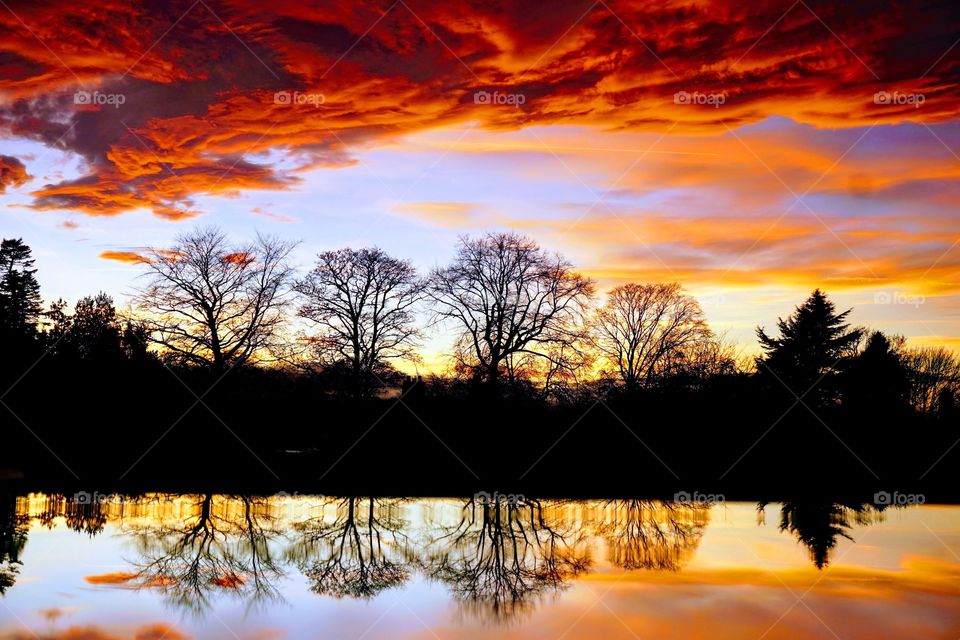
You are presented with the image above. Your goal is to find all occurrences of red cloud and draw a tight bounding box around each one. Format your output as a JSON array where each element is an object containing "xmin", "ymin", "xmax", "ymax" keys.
[
  {"xmin": 0, "ymin": 154, "xmax": 30, "ymax": 192},
  {"xmin": 0, "ymin": 0, "xmax": 958, "ymax": 217}
]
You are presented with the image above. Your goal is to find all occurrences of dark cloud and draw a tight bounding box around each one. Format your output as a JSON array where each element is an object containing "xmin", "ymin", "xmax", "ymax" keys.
[{"xmin": 0, "ymin": 0, "xmax": 958, "ymax": 217}]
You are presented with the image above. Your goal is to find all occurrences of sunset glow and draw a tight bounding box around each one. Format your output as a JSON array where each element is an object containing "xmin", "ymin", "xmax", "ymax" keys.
[{"xmin": 1, "ymin": 0, "xmax": 959, "ymax": 363}]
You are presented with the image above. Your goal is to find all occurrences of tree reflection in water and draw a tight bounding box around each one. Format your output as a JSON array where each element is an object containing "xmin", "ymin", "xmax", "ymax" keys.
[
  {"xmin": 0, "ymin": 494, "xmax": 28, "ymax": 594},
  {"xmin": 761, "ymin": 501, "xmax": 887, "ymax": 569},
  {"xmin": 595, "ymin": 500, "xmax": 710, "ymax": 571},
  {"xmin": 124, "ymin": 494, "xmax": 285, "ymax": 613},
  {"xmin": 423, "ymin": 497, "xmax": 591, "ymax": 623},
  {"xmin": 285, "ymin": 497, "xmax": 413, "ymax": 598},
  {"xmin": 1, "ymin": 493, "xmax": 917, "ymax": 624}
]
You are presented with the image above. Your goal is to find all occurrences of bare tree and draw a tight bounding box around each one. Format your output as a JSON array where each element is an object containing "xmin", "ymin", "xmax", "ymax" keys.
[
  {"xmin": 132, "ymin": 227, "xmax": 296, "ymax": 372},
  {"xmin": 427, "ymin": 233, "xmax": 594, "ymax": 389},
  {"xmin": 294, "ymin": 248, "xmax": 423, "ymax": 397},
  {"xmin": 593, "ymin": 283, "xmax": 711, "ymax": 390},
  {"xmin": 902, "ymin": 346, "xmax": 960, "ymax": 414}
]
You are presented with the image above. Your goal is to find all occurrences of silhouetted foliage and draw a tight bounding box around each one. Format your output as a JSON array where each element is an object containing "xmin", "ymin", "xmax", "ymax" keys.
[
  {"xmin": 132, "ymin": 228, "xmax": 296, "ymax": 372},
  {"xmin": 286, "ymin": 497, "xmax": 412, "ymax": 598},
  {"xmin": 902, "ymin": 346, "xmax": 960, "ymax": 415},
  {"xmin": 423, "ymin": 497, "xmax": 590, "ymax": 622},
  {"xmin": 427, "ymin": 233, "xmax": 594, "ymax": 392},
  {"xmin": 763, "ymin": 501, "xmax": 885, "ymax": 569},
  {"xmin": 295, "ymin": 248, "xmax": 423, "ymax": 398},
  {"xmin": 0, "ymin": 238, "xmax": 42, "ymax": 342},
  {"xmin": 595, "ymin": 500, "xmax": 708, "ymax": 571},
  {"xmin": 843, "ymin": 331, "xmax": 911, "ymax": 413},
  {"xmin": 756, "ymin": 289, "xmax": 862, "ymax": 406},
  {"xmin": 125, "ymin": 494, "xmax": 284, "ymax": 613},
  {"xmin": 0, "ymin": 494, "xmax": 27, "ymax": 595},
  {"xmin": 593, "ymin": 282, "xmax": 711, "ymax": 390}
]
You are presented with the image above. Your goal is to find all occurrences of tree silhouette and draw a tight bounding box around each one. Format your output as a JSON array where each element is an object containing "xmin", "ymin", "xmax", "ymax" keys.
[
  {"xmin": 295, "ymin": 248, "xmax": 424, "ymax": 398},
  {"xmin": 762, "ymin": 501, "xmax": 884, "ymax": 569},
  {"xmin": 756, "ymin": 289, "xmax": 862, "ymax": 405},
  {"xmin": 423, "ymin": 497, "xmax": 590, "ymax": 623},
  {"xmin": 0, "ymin": 238, "xmax": 42, "ymax": 340},
  {"xmin": 843, "ymin": 331, "xmax": 910, "ymax": 412},
  {"xmin": 0, "ymin": 494, "xmax": 28, "ymax": 595},
  {"xmin": 285, "ymin": 497, "xmax": 413, "ymax": 598},
  {"xmin": 593, "ymin": 283, "xmax": 711, "ymax": 390},
  {"xmin": 67, "ymin": 293, "xmax": 124, "ymax": 362},
  {"xmin": 125, "ymin": 494, "xmax": 285, "ymax": 613},
  {"xmin": 132, "ymin": 228, "xmax": 296, "ymax": 372},
  {"xmin": 902, "ymin": 346, "xmax": 960, "ymax": 414},
  {"xmin": 594, "ymin": 500, "xmax": 709, "ymax": 571},
  {"xmin": 427, "ymin": 233, "xmax": 594, "ymax": 390}
]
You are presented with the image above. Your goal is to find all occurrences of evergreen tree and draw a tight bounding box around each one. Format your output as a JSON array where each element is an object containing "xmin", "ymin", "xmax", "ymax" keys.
[
  {"xmin": 843, "ymin": 331, "xmax": 910, "ymax": 412},
  {"xmin": 0, "ymin": 239, "xmax": 42, "ymax": 339},
  {"xmin": 756, "ymin": 289, "xmax": 862, "ymax": 406}
]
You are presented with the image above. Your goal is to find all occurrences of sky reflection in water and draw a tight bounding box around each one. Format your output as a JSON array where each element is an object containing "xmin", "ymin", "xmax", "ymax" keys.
[{"xmin": 1, "ymin": 494, "xmax": 959, "ymax": 639}]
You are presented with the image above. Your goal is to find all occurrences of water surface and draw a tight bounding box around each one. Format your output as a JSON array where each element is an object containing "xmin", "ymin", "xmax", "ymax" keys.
[{"xmin": 1, "ymin": 494, "xmax": 959, "ymax": 638}]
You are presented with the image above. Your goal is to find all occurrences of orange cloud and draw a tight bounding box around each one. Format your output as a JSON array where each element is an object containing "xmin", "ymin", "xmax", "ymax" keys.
[
  {"xmin": 98, "ymin": 251, "xmax": 151, "ymax": 264},
  {"xmin": 0, "ymin": 0, "xmax": 958, "ymax": 218},
  {"xmin": 5, "ymin": 624, "xmax": 190, "ymax": 640},
  {"xmin": 0, "ymin": 154, "xmax": 30, "ymax": 192}
]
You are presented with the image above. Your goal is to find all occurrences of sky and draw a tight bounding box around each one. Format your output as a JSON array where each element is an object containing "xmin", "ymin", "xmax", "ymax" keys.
[{"xmin": 1, "ymin": 0, "xmax": 959, "ymax": 370}]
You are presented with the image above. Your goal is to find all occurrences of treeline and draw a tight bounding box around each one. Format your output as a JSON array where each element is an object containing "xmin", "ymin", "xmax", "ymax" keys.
[
  {"xmin": 2, "ymin": 231, "xmax": 960, "ymax": 492},
  {"xmin": 1, "ymin": 230, "xmax": 957, "ymax": 415}
]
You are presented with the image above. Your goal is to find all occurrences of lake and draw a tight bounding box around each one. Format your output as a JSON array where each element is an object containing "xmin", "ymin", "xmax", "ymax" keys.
[{"xmin": 1, "ymin": 494, "xmax": 959, "ymax": 638}]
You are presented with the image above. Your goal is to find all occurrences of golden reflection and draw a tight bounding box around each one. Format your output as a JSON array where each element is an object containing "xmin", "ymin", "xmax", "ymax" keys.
[
  {"xmin": 422, "ymin": 497, "xmax": 591, "ymax": 623},
  {"xmin": 593, "ymin": 499, "xmax": 709, "ymax": 571},
  {"xmin": 284, "ymin": 497, "xmax": 413, "ymax": 599},
  {"xmin": 761, "ymin": 501, "xmax": 887, "ymax": 569},
  {"xmin": 119, "ymin": 494, "xmax": 286, "ymax": 613},
  {"xmin": 3, "ymin": 492, "xmax": 952, "ymax": 629}
]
